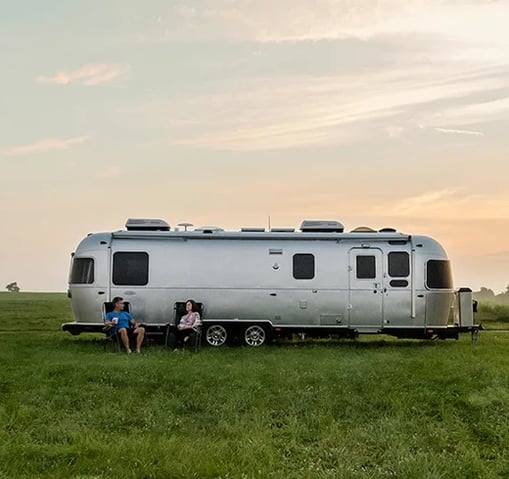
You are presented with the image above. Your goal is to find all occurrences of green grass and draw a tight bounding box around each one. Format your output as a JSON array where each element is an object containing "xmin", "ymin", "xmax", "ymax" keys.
[
  {"xmin": 1, "ymin": 293, "xmax": 509, "ymax": 478},
  {"xmin": 476, "ymin": 303, "xmax": 509, "ymax": 330}
]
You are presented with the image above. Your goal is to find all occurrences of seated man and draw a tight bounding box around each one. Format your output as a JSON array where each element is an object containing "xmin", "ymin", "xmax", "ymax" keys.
[{"xmin": 104, "ymin": 297, "xmax": 145, "ymax": 354}]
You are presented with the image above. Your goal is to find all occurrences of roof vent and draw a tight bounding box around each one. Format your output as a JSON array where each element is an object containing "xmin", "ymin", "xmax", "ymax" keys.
[
  {"xmin": 270, "ymin": 228, "xmax": 295, "ymax": 233},
  {"xmin": 194, "ymin": 226, "xmax": 224, "ymax": 233},
  {"xmin": 241, "ymin": 227, "xmax": 266, "ymax": 232},
  {"xmin": 351, "ymin": 226, "xmax": 377, "ymax": 233},
  {"xmin": 300, "ymin": 220, "xmax": 344, "ymax": 233},
  {"xmin": 125, "ymin": 218, "xmax": 170, "ymax": 231},
  {"xmin": 379, "ymin": 227, "xmax": 397, "ymax": 233}
]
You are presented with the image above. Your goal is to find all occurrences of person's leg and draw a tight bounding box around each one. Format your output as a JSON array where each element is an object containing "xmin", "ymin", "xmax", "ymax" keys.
[
  {"xmin": 175, "ymin": 329, "xmax": 184, "ymax": 348},
  {"xmin": 118, "ymin": 328, "xmax": 131, "ymax": 353},
  {"xmin": 134, "ymin": 326, "xmax": 145, "ymax": 352},
  {"xmin": 182, "ymin": 330, "xmax": 195, "ymax": 349}
]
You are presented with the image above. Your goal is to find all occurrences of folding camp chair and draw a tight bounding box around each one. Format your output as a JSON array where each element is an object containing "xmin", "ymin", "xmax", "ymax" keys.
[
  {"xmin": 102, "ymin": 301, "xmax": 131, "ymax": 352},
  {"xmin": 167, "ymin": 301, "xmax": 203, "ymax": 352}
]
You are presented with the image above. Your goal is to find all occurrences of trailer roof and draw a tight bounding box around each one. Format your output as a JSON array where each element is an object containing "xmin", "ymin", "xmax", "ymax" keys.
[{"xmin": 111, "ymin": 230, "xmax": 411, "ymax": 241}]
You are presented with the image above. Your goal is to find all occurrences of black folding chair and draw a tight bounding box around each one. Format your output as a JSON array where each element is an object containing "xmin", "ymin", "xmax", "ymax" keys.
[{"xmin": 168, "ymin": 301, "xmax": 204, "ymax": 352}]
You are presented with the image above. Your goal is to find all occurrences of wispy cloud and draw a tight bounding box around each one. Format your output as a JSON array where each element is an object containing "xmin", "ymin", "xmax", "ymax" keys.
[
  {"xmin": 0, "ymin": 136, "xmax": 89, "ymax": 156},
  {"xmin": 427, "ymin": 96, "xmax": 509, "ymax": 127},
  {"xmin": 166, "ymin": 64, "xmax": 508, "ymax": 150},
  {"xmin": 391, "ymin": 188, "xmax": 460, "ymax": 216},
  {"xmin": 36, "ymin": 64, "xmax": 129, "ymax": 86},
  {"xmin": 372, "ymin": 189, "xmax": 509, "ymax": 220},
  {"xmin": 162, "ymin": 0, "xmax": 509, "ymax": 50},
  {"xmin": 434, "ymin": 127, "xmax": 484, "ymax": 136}
]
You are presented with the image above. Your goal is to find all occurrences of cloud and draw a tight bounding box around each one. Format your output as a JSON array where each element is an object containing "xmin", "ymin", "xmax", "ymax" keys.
[
  {"xmin": 486, "ymin": 250, "xmax": 509, "ymax": 258},
  {"xmin": 372, "ymin": 189, "xmax": 509, "ymax": 220},
  {"xmin": 427, "ymin": 96, "xmax": 509, "ymax": 127},
  {"xmin": 166, "ymin": 64, "xmax": 508, "ymax": 150},
  {"xmin": 36, "ymin": 64, "xmax": 129, "ymax": 86},
  {"xmin": 434, "ymin": 127, "xmax": 484, "ymax": 136},
  {"xmin": 163, "ymin": 0, "xmax": 509, "ymax": 49},
  {"xmin": 390, "ymin": 188, "xmax": 460, "ymax": 216},
  {"xmin": 0, "ymin": 136, "xmax": 89, "ymax": 156}
]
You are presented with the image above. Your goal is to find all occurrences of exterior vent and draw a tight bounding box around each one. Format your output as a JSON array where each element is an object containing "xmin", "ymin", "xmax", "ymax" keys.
[
  {"xmin": 194, "ymin": 226, "xmax": 224, "ymax": 233},
  {"xmin": 300, "ymin": 220, "xmax": 344, "ymax": 233},
  {"xmin": 379, "ymin": 227, "xmax": 397, "ymax": 233},
  {"xmin": 351, "ymin": 226, "xmax": 377, "ymax": 233},
  {"xmin": 270, "ymin": 228, "xmax": 295, "ymax": 232},
  {"xmin": 241, "ymin": 228, "xmax": 266, "ymax": 232},
  {"xmin": 125, "ymin": 218, "xmax": 170, "ymax": 231}
]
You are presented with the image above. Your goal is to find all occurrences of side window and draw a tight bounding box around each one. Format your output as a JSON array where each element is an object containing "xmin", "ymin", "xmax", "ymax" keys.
[
  {"xmin": 293, "ymin": 254, "xmax": 315, "ymax": 279},
  {"xmin": 426, "ymin": 260, "xmax": 453, "ymax": 289},
  {"xmin": 113, "ymin": 252, "xmax": 149, "ymax": 286},
  {"xmin": 388, "ymin": 252, "xmax": 409, "ymax": 277},
  {"xmin": 70, "ymin": 258, "xmax": 94, "ymax": 284},
  {"xmin": 356, "ymin": 256, "xmax": 375, "ymax": 279}
]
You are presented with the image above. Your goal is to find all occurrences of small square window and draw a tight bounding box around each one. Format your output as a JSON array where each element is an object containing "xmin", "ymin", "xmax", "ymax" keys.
[
  {"xmin": 356, "ymin": 256, "xmax": 375, "ymax": 279},
  {"xmin": 293, "ymin": 254, "xmax": 315, "ymax": 279}
]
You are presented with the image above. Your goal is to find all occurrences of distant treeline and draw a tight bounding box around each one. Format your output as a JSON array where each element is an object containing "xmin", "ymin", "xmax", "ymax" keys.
[{"xmin": 473, "ymin": 286, "xmax": 509, "ymax": 304}]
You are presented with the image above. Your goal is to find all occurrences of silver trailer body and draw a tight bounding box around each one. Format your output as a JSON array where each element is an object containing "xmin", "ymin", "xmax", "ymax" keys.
[{"xmin": 64, "ymin": 219, "xmax": 478, "ymax": 343}]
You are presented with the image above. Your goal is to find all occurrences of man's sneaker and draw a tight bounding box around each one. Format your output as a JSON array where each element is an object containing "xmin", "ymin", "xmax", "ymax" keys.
[
  {"xmin": 136, "ymin": 349, "xmax": 141, "ymax": 353},
  {"xmin": 127, "ymin": 349, "xmax": 132, "ymax": 354}
]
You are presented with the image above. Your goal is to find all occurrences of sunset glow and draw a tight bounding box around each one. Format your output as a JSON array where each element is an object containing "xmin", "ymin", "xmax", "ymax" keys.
[{"xmin": 1, "ymin": 1, "xmax": 508, "ymax": 292}]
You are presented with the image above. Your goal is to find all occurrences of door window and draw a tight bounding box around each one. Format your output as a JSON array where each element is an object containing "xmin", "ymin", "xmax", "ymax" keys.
[{"xmin": 356, "ymin": 255, "xmax": 376, "ymax": 279}]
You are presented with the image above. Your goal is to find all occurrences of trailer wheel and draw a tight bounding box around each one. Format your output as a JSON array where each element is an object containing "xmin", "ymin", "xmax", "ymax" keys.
[
  {"xmin": 205, "ymin": 325, "xmax": 228, "ymax": 347},
  {"xmin": 244, "ymin": 325, "xmax": 267, "ymax": 347}
]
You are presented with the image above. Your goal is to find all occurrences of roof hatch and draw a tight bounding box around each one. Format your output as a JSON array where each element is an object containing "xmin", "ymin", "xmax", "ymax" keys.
[
  {"xmin": 125, "ymin": 218, "xmax": 170, "ymax": 231},
  {"xmin": 300, "ymin": 220, "xmax": 344, "ymax": 233}
]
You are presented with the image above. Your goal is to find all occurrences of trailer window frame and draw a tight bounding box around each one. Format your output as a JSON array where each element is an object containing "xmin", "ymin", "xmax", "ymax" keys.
[
  {"xmin": 426, "ymin": 259, "xmax": 453, "ymax": 289},
  {"xmin": 113, "ymin": 252, "xmax": 149, "ymax": 286},
  {"xmin": 293, "ymin": 253, "xmax": 315, "ymax": 280},
  {"xmin": 70, "ymin": 257, "xmax": 95, "ymax": 284}
]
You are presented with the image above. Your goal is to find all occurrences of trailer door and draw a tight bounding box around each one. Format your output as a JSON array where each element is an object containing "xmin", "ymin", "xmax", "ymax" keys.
[{"xmin": 348, "ymin": 248, "xmax": 384, "ymax": 329}]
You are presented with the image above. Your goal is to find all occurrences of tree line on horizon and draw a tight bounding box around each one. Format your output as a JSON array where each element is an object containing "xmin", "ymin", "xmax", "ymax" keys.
[{"xmin": 473, "ymin": 286, "xmax": 509, "ymax": 304}]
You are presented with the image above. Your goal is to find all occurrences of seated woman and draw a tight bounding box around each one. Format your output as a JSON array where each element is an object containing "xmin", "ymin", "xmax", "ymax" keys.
[{"xmin": 176, "ymin": 299, "xmax": 201, "ymax": 348}]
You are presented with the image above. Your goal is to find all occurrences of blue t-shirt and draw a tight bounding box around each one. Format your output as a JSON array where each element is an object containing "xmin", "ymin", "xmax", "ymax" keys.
[{"xmin": 104, "ymin": 311, "xmax": 132, "ymax": 330}]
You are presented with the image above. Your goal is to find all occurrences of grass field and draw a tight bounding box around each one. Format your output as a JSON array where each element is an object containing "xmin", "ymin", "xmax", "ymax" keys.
[{"xmin": 1, "ymin": 293, "xmax": 509, "ymax": 478}]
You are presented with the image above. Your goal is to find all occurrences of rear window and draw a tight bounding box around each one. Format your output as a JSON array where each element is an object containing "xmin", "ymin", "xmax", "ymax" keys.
[
  {"xmin": 113, "ymin": 252, "xmax": 149, "ymax": 285},
  {"xmin": 70, "ymin": 258, "xmax": 94, "ymax": 284},
  {"xmin": 426, "ymin": 260, "xmax": 453, "ymax": 289}
]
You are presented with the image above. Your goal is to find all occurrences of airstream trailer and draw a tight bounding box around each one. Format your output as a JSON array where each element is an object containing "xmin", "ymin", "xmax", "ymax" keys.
[{"xmin": 62, "ymin": 218, "xmax": 480, "ymax": 345}]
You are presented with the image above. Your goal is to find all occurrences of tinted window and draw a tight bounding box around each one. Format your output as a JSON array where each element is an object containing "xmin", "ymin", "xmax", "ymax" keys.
[
  {"xmin": 356, "ymin": 256, "xmax": 375, "ymax": 279},
  {"xmin": 70, "ymin": 258, "xmax": 94, "ymax": 284},
  {"xmin": 388, "ymin": 252, "xmax": 409, "ymax": 277},
  {"xmin": 427, "ymin": 260, "xmax": 453, "ymax": 289},
  {"xmin": 113, "ymin": 252, "xmax": 149, "ymax": 285},
  {"xmin": 293, "ymin": 254, "xmax": 315, "ymax": 279}
]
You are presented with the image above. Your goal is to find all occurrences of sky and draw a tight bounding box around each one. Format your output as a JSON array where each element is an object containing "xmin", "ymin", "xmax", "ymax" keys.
[{"xmin": 1, "ymin": 0, "xmax": 509, "ymax": 293}]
